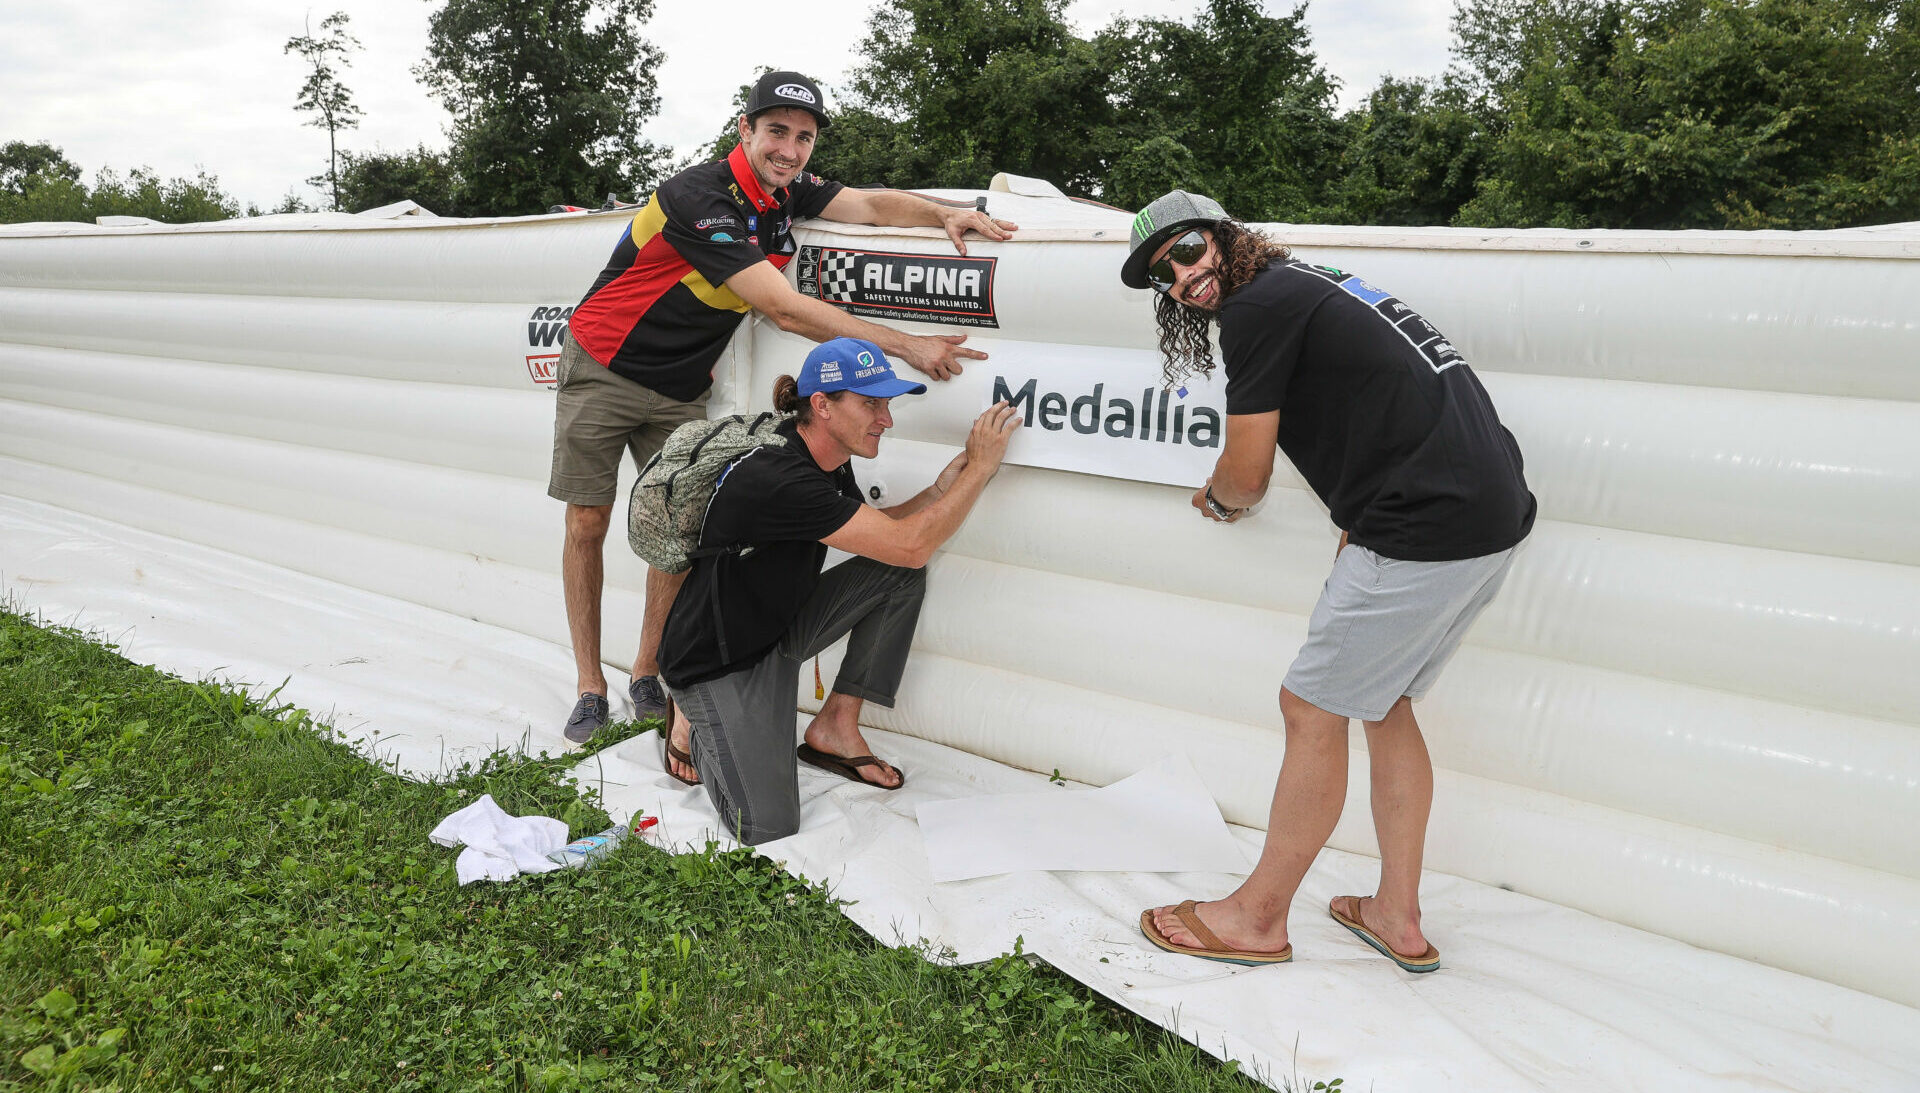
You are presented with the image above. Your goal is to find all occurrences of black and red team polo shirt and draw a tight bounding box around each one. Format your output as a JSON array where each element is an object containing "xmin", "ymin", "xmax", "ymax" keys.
[{"xmin": 565, "ymin": 144, "xmax": 844, "ymax": 402}]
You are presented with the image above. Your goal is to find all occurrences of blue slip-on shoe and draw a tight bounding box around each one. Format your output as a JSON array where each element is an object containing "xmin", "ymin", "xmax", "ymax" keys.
[
  {"xmin": 563, "ymin": 692, "xmax": 612, "ymax": 747},
  {"xmin": 629, "ymin": 674, "xmax": 670, "ymax": 722}
]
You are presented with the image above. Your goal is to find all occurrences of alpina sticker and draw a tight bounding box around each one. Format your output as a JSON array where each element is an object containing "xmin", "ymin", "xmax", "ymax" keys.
[{"xmin": 797, "ymin": 245, "xmax": 998, "ymax": 329}]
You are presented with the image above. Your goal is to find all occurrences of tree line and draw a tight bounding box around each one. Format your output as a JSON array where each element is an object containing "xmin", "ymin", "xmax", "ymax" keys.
[
  {"xmin": 6, "ymin": 0, "xmax": 1916, "ymax": 229},
  {"xmin": 795, "ymin": 0, "xmax": 1919, "ymax": 229},
  {"xmin": 0, "ymin": 144, "xmax": 297, "ymax": 225}
]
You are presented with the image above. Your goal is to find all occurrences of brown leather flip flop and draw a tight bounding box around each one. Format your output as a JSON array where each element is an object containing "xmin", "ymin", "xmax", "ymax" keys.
[
  {"xmin": 796, "ymin": 742, "xmax": 905, "ymax": 790},
  {"xmin": 1329, "ymin": 895, "xmax": 1440, "ymax": 972},
  {"xmin": 661, "ymin": 699, "xmax": 700, "ymax": 787},
  {"xmin": 1139, "ymin": 900, "xmax": 1292, "ymax": 966}
]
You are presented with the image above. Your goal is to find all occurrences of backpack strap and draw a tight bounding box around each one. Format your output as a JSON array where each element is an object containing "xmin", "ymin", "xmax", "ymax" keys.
[
  {"xmin": 684, "ymin": 447, "xmax": 762, "ymax": 563},
  {"xmin": 661, "ymin": 418, "xmax": 734, "ymax": 502}
]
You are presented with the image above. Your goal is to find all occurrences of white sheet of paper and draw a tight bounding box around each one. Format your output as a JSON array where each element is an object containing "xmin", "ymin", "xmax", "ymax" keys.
[{"xmin": 916, "ymin": 753, "xmax": 1251, "ymax": 883}]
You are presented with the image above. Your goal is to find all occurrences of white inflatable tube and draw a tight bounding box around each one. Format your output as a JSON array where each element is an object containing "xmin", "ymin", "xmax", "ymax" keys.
[
  {"xmin": 1277, "ymin": 242, "xmax": 1920, "ymax": 401},
  {"xmin": 803, "ymin": 220, "xmax": 1920, "ymax": 399},
  {"xmin": 1482, "ymin": 372, "xmax": 1920, "ymax": 567},
  {"xmin": 0, "ymin": 218, "xmax": 615, "ymax": 301},
  {"xmin": 0, "ymin": 344, "xmax": 551, "ymax": 479},
  {"xmin": 0, "ymin": 289, "xmax": 554, "ymax": 387},
  {"xmin": 0, "ymin": 402, "xmax": 563, "ymax": 575}
]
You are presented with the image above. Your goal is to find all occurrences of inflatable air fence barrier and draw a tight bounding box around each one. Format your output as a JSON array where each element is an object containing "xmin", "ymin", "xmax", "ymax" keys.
[{"xmin": 2, "ymin": 182, "xmax": 1918, "ymax": 1016}]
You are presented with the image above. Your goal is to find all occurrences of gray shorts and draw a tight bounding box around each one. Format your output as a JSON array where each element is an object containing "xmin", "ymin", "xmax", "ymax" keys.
[
  {"xmin": 1283, "ymin": 544, "xmax": 1516, "ymax": 722},
  {"xmin": 548, "ymin": 332, "xmax": 709, "ymax": 507}
]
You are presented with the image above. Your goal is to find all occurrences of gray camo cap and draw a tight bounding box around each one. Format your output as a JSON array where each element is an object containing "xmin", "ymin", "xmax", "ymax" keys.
[{"xmin": 1120, "ymin": 190, "xmax": 1229, "ymax": 289}]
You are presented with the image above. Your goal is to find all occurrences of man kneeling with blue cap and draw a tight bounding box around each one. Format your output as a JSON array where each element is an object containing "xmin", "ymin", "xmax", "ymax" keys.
[{"xmin": 658, "ymin": 337, "xmax": 1022, "ymax": 843}]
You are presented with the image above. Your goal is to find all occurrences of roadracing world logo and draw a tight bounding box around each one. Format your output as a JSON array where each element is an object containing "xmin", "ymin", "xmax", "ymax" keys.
[
  {"xmin": 525, "ymin": 304, "xmax": 573, "ymax": 385},
  {"xmin": 796, "ymin": 245, "xmax": 998, "ymax": 328}
]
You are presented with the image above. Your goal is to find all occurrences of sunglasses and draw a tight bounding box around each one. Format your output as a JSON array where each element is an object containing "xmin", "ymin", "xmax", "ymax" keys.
[{"xmin": 1146, "ymin": 230, "xmax": 1210, "ymax": 293}]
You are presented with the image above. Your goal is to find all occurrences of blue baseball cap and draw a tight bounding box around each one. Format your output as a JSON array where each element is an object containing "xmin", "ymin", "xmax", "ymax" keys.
[{"xmin": 797, "ymin": 337, "xmax": 927, "ymax": 398}]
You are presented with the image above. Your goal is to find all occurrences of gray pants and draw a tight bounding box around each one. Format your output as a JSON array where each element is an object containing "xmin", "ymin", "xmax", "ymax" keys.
[{"xmin": 672, "ymin": 557, "xmax": 926, "ymax": 845}]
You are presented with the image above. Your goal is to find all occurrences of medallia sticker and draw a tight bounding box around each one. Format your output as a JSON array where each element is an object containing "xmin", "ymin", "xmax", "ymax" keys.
[{"xmin": 796, "ymin": 245, "xmax": 999, "ymax": 328}]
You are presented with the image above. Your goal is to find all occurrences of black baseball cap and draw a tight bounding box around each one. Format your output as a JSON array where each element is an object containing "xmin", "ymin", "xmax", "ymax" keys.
[{"xmin": 745, "ymin": 70, "xmax": 831, "ymax": 130}]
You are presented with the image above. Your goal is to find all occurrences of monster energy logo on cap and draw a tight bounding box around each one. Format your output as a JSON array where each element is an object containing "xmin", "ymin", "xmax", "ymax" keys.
[{"xmin": 1121, "ymin": 190, "xmax": 1230, "ymax": 289}]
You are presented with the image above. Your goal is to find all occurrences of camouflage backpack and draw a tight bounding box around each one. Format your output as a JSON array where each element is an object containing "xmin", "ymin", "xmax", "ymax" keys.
[{"xmin": 626, "ymin": 411, "xmax": 793, "ymax": 574}]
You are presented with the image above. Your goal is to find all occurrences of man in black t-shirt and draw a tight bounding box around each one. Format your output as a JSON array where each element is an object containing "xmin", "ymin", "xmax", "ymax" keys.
[
  {"xmin": 1122, "ymin": 191, "xmax": 1535, "ymax": 973},
  {"xmin": 658, "ymin": 337, "xmax": 1021, "ymax": 844},
  {"xmin": 553, "ymin": 70, "xmax": 1018, "ymax": 749}
]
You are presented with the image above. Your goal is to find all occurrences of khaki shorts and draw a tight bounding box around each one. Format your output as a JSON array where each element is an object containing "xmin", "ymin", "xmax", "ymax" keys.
[{"xmin": 548, "ymin": 333, "xmax": 710, "ymax": 506}]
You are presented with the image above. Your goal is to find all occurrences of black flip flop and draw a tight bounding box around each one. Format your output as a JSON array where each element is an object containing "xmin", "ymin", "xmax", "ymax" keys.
[
  {"xmin": 661, "ymin": 699, "xmax": 701, "ymax": 786},
  {"xmin": 797, "ymin": 742, "xmax": 905, "ymax": 791}
]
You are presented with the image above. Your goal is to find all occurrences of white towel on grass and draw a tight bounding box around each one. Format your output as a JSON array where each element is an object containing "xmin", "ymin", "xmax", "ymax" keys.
[{"xmin": 429, "ymin": 794, "xmax": 570, "ymax": 884}]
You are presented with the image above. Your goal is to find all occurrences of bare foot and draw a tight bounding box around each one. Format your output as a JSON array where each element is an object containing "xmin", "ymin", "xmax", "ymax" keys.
[
  {"xmin": 1148, "ymin": 897, "xmax": 1289, "ymax": 956},
  {"xmin": 1343, "ymin": 895, "xmax": 1430, "ymax": 959},
  {"xmin": 667, "ymin": 705, "xmax": 699, "ymax": 783},
  {"xmin": 801, "ymin": 716, "xmax": 901, "ymax": 789}
]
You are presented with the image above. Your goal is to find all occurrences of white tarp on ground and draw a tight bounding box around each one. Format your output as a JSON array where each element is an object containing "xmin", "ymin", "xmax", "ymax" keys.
[
  {"xmin": 915, "ymin": 753, "xmax": 1250, "ymax": 883},
  {"xmin": 7, "ymin": 495, "xmax": 1919, "ymax": 1092}
]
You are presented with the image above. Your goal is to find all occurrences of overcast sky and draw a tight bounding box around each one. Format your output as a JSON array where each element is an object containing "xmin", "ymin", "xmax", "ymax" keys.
[{"xmin": 1, "ymin": 0, "xmax": 1458, "ymax": 211}]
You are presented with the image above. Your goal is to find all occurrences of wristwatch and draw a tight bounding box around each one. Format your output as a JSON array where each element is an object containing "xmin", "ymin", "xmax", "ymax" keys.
[{"xmin": 1204, "ymin": 487, "xmax": 1240, "ymax": 520}]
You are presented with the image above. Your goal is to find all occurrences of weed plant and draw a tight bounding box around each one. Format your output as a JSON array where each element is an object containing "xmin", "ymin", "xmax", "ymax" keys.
[{"xmin": 0, "ymin": 612, "xmax": 1287, "ymax": 1092}]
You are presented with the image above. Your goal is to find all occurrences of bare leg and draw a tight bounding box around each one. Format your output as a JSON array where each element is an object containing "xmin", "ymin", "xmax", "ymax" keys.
[
  {"xmin": 1354, "ymin": 696, "xmax": 1433, "ymax": 957},
  {"xmin": 801, "ymin": 690, "xmax": 901, "ymax": 788},
  {"xmin": 631, "ymin": 566, "xmax": 688, "ymax": 680},
  {"xmin": 1150, "ymin": 686, "xmax": 1348, "ymax": 953},
  {"xmin": 563, "ymin": 503, "xmax": 613, "ymax": 696}
]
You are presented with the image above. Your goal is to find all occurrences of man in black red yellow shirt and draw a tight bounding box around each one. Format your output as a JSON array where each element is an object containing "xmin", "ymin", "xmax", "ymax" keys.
[{"xmin": 553, "ymin": 70, "xmax": 1018, "ymax": 747}]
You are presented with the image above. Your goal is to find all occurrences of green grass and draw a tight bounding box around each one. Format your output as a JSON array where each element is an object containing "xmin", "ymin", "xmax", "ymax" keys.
[{"xmin": 0, "ymin": 610, "xmax": 1309, "ymax": 1092}]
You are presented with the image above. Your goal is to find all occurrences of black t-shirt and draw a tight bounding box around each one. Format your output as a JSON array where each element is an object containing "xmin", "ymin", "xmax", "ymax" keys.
[
  {"xmin": 1219, "ymin": 260, "xmax": 1535, "ymax": 561},
  {"xmin": 567, "ymin": 145, "xmax": 844, "ymax": 401},
  {"xmin": 659, "ymin": 421, "xmax": 864, "ymax": 687}
]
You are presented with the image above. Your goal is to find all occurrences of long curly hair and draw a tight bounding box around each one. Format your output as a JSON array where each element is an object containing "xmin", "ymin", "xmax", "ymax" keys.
[{"xmin": 1153, "ymin": 220, "xmax": 1291, "ymax": 386}]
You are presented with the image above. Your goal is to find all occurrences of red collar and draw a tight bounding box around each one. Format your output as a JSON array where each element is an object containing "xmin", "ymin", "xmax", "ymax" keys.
[{"xmin": 727, "ymin": 144, "xmax": 782, "ymax": 212}]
